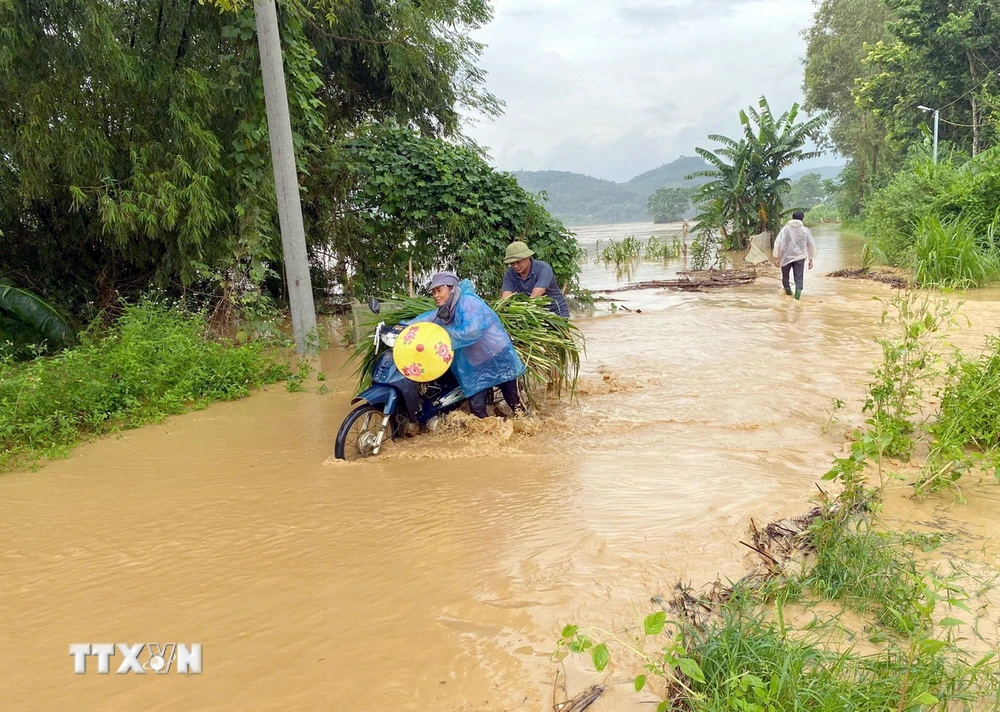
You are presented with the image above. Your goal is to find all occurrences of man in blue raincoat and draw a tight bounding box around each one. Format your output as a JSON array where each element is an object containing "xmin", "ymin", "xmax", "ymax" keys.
[{"xmin": 409, "ymin": 272, "xmax": 526, "ymax": 418}]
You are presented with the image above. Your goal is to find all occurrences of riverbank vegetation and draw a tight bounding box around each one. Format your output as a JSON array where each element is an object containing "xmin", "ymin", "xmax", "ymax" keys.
[
  {"xmin": 553, "ymin": 289, "xmax": 1000, "ymax": 710},
  {"xmin": 802, "ymin": 0, "xmax": 1000, "ymax": 286},
  {"xmin": 0, "ymin": 0, "xmax": 578, "ymax": 351},
  {"xmin": 0, "ymin": 299, "xmax": 291, "ymax": 473}
]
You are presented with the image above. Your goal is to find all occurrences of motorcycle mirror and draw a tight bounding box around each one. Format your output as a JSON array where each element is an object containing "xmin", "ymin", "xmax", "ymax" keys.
[{"xmin": 368, "ymin": 297, "xmax": 380, "ymax": 314}]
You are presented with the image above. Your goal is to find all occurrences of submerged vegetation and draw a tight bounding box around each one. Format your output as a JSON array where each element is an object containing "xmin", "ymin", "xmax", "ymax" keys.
[
  {"xmin": 595, "ymin": 236, "xmax": 643, "ymax": 266},
  {"xmin": 594, "ymin": 235, "xmax": 685, "ymax": 267},
  {"xmin": 553, "ymin": 288, "xmax": 1000, "ymax": 710},
  {"xmin": 0, "ymin": 299, "xmax": 291, "ymax": 472}
]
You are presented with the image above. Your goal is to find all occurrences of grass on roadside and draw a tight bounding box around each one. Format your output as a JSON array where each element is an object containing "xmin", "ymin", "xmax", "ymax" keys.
[
  {"xmin": 913, "ymin": 214, "xmax": 1000, "ymax": 289},
  {"xmin": 920, "ymin": 331, "xmax": 1000, "ymax": 494},
  {"xmin": 556, "ymin": 512, "xmax": 997, "ymax": 712},
  {"xmin": 685, "ymin": 589, "xmax": 996, "ymax": 712},
  {"xmin": 787, "ymin": 514, "xmax": 928, "ymax": 635},
  {"xmin": 0, "ymin": 298, "xmax": 291, "ymax": 472}
]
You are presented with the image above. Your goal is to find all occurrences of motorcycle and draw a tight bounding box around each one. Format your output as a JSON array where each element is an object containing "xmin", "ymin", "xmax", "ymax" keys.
[{"xmin": 334, "ymin": 298, "xmax": 519, "ymax": 460}]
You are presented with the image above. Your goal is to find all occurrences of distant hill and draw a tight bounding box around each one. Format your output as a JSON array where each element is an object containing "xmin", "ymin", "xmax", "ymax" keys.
[
  {"xmin": 786, "ymin": 165, "xmax": 843, "ymax": 182},
  {"xmin": 625, "ymin": 155, "xmax": 713, "ymax": 198},
  {"xmin": 512, "ymin": 171, "xmax": 647, "ymax": 226},
  {"xmin": 513, "ymin": 158, "xmax": 844, "ymax": 227},
  {"xmin": 514, "ymin": 156, "xmax": 710, "ymax": 226}
]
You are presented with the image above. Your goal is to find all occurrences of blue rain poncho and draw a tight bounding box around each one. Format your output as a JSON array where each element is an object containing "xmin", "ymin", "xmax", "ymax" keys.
[{"xmin": 407, "ymin": 279, "xmax": 526, "ymax": 397}]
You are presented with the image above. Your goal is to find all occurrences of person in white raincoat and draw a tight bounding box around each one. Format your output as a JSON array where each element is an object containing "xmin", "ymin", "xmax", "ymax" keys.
[{"xmin": 772, "ymin": 211, "xmax": 816, "ymax": 300}]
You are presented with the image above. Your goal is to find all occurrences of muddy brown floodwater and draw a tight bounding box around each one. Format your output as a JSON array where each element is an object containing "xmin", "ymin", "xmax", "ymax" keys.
[{"xmin": 3, "ymin": 225, "xmax": 1000, "ymax": 711}]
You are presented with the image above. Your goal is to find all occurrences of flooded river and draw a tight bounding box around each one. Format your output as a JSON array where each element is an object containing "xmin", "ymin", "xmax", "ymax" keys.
[{"xmin": 3, "ymin": 224, "xmax": 1000, "ymax": 710}]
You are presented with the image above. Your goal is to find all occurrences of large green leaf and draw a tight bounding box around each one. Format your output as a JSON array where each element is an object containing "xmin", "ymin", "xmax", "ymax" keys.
[{"xmin": 0, "ymin": 279, "xmax": 75, "ymax": 348}]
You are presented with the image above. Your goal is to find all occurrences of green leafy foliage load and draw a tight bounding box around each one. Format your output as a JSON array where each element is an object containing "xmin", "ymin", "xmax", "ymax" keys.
[
  {"xmin": 329, "ymin": 125, "xmax": 580, "ymax": 299},
  {"xmin": 349, "ymin": 292, "xmax": 582, "ymax": 399}
]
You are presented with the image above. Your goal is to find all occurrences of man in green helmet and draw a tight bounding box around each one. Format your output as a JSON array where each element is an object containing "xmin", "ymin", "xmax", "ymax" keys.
[{"xmin": 500, "ymin": 241, "xmax": 570, "ymax": 318}]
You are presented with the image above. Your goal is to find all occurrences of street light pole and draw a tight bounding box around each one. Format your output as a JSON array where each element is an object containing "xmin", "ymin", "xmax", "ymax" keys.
[
  {"xmin": 254, "ymin": 0, "xmax": 318, "ymax": 355},
  {"xmin": 918, "ymin": 105, "xmax": 939, "ymax": 165}
]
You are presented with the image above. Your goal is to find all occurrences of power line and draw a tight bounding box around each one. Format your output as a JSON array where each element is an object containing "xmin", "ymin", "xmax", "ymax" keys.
[
  {"xmin": 938, "ymin": 66, "xmax": 1000, "ymax": 111},
  {"xmin": 938, "ymin": 117, "xmax": 977, "ymax": 128}
]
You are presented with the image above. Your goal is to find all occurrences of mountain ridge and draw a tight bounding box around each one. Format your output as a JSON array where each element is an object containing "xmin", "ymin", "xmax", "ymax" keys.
[
  {"xmin": 513, "ymin": 156, "xmax": 710, "ymax": 226},
  {"xmin": 512, "ymin": 159, "xmax": 844, "ymax": 226}
]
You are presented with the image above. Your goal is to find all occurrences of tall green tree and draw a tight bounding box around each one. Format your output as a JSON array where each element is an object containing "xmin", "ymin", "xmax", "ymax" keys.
[
  {"xmin": 0, "ymin": 0, "xmax": 499, "ymax": 318},
  {"xmin": 855, "ymin": 0, "xmax": 1000, "ymax": 157},
  {"xmin": 647, "ymin": 187, "xmax": 690, "ymax": 223},
  {"xmin": 325, "ymin": 125, "xmax": 579, "ymax": 298},
  {"xmin": 687, "ymin": 98, "xmax": 825, "ymax": 249},
  {"xmin": 785, "ymin": 173, "xmax": 834, "ymax": 211},
  {"xmin": 802, "ymin": 0, "xmax": 897, "ymax": 216}
]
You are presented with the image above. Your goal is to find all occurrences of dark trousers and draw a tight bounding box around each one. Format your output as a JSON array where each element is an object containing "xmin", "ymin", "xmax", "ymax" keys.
[
  {"xmin": 468, "ymin": 380, "xmax": 524, "ymax": 418},
  {"xmin": 781, "ymin": 259, "xmax": 805, "ymax": 291}
]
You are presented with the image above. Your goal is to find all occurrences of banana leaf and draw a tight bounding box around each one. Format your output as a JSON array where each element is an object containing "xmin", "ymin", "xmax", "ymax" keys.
[{"xmin": 0, "ymin": 279, "xmax": 76, "ymax": 349}]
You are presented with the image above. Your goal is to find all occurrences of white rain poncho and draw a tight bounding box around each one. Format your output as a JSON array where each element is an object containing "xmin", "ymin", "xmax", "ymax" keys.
[{"xmin": 772, "ymin": 219, "xmax": 816, "ymax": 267}]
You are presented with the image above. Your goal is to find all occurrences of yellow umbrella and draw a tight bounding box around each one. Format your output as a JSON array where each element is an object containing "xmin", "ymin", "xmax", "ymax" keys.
[{"xmin": 392, "ymin": 322, "xmax": 454, "ymax": 382}]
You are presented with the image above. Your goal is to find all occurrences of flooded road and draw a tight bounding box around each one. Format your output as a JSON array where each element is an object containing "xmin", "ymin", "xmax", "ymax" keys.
[{"xmin": 3, "ymin": 224, "xmax": 1000, "ymax": 710}]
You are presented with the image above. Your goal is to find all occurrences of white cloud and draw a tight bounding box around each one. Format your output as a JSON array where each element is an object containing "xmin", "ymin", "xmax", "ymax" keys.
[{"xmin": 463, "ymin": 0, "xmax": 834, "ymax": 182}]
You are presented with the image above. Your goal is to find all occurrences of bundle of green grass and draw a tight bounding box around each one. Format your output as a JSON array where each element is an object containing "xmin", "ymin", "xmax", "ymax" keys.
[{"xmin": 350, "ymin": 293, "xmax": 583, "ymax": 401}]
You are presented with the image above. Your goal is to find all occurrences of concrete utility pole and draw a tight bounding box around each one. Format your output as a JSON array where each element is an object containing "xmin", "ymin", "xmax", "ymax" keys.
[
  {"xmin": 254, "ymin": 0, "xmax": 318, "ymax": 354},
  {"xmin": 918, "ymin": 105, "xmax": 940, "ymax": 165}
]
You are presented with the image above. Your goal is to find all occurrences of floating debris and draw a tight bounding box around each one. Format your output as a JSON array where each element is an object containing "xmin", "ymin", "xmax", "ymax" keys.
[
  {"xmin": 592, "ymin": 269, "xmax": 759, "ymax": 293},
  {"xmin": 827, "ymin": 268, "xmax": 909, "ymax": 289}
]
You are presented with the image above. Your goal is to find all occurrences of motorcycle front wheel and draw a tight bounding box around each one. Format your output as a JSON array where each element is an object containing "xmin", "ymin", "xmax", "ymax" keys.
[{"xmin": 335, "ymin": 404, "xmax": 392, "ymax": 461}]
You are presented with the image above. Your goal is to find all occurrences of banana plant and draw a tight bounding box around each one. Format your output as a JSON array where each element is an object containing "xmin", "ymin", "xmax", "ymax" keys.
[
  {"xmin": 686, "ymin": 97, "xmax": 827, "ymax": 249},
  {"xmin": 0, "ymin": 278, "xmax": 76, "ymax": 353}
]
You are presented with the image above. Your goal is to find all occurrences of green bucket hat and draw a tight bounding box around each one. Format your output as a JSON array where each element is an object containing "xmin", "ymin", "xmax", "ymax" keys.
[{"xmin": 504, "ymin": 241, "xmax": 535, "ymax": 265}]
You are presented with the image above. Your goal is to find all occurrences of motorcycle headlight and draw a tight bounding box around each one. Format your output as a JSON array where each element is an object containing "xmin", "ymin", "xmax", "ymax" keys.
[{"xmin": 381, "ymin": 331, "xmax": 398, "ymax": 347}]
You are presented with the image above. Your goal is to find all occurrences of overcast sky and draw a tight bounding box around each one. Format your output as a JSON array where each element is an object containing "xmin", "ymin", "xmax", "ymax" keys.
[{"xmin": 462, "ymin": 0, "xmax": 837, "ymax": 183}]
